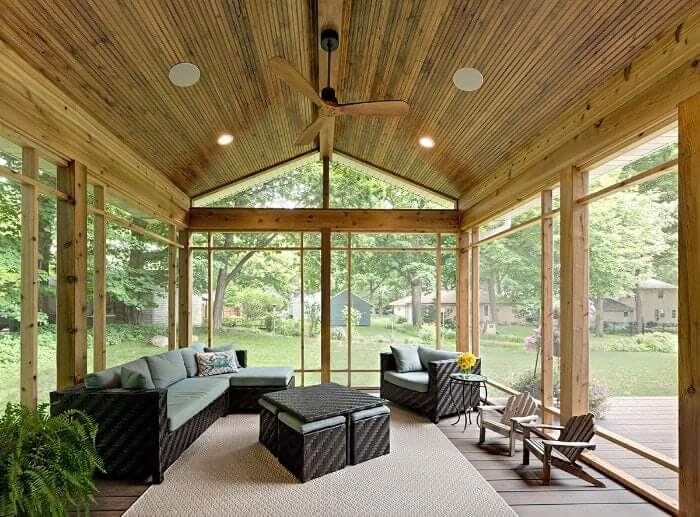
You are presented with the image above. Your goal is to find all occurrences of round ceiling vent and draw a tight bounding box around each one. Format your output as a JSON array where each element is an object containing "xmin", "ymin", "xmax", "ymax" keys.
[
  {"xmin": 453, "ymin": 67, "xmax": 484, "ymax": 92},
  {"xmin": 169, "ymin": 62, "xmax": 200, "ymax": 87}
]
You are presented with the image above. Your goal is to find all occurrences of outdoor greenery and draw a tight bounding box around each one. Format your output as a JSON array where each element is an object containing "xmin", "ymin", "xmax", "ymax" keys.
[
  {"xmin": 0, "ymin": 143, "xmax": 680, "ymax": 412},
  {"xmin": 0, "ymin": 403, "xmax": 103, "ymax": 516}
]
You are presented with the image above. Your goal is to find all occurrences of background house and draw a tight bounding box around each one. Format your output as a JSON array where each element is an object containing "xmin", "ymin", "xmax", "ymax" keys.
[
  {"xmin": 290, "ymin": 290, "xmax": 372, "ymax": 327},
  {"xmin": 389, "ymin": 289, "xmax": 522, "ymax": 326},
  {"xmin": 603, "ymin": 279, "xmax": 678, "ymax": 327}
]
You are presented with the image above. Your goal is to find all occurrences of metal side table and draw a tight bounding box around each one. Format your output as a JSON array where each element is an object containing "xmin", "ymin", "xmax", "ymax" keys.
[{"xmin": 448, "ymin": 373, "xmax": 488, "ymax": 431}]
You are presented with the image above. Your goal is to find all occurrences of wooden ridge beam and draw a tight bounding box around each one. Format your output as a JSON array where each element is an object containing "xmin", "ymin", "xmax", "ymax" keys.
[
  {"xmin": 188, "ymin": 208, "xmax": 460, "ymax": 232},
  {"xmin": 460, "ymin": 8, "xmax": 700, "ymax": 227},
  {"xmin": 0, "ymin": 39, "xmax": 189, "ymax": 226}
]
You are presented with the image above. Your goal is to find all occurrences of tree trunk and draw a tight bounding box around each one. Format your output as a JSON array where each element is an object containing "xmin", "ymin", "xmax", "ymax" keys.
[
  {"xmin": 127, "ymin": 226, "xmax": 145, "ymax": 325},
  {"xmin": 487, "ymin": 275, "xmax": 498, "ymax": 324},
  {"xmin": 410, "ymin": 276, "xmax": 423, "ymax": 327},
  {"xmin": 595, "ymin": 293, "xmax": 605, "ymax": 337},
  {"xmin": 211, "ymin": 234, "xmax": 277, "ymax": 331},
  {"xmin": 634, "ymin": 288, "xmax": 644, "ymax": 334}
]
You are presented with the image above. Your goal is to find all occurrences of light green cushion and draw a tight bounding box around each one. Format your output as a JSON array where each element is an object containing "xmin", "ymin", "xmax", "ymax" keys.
[
  {"xmin": 258, "ymin": 398, "xmax": 280, "ymax": 415},
  {"xmin": 166, "ymin": 377, "xmax": 229, "ymax": 431},
  {"xmin": 146, "ymin": 350, "xmax": 187, "ymax": 389},
  {"xmin": 278, "ymin": 412, "xmax": 345, "ymax": 434},
  {"xmin": 85, "ymin": 365, "xmax": 122, "ymax": 389},
  {"xmin": 121, "ymin": 367, "xmax": 148, "ymax": 389},
  {"xmin": 383, "ymin": 370, "xmax": 429, "ymax": 393},
  {"xmin": 390, "ymin": 346, "xmax": 423, "ymax": 373},
  {"xmin": 180, "ymin": 345, "xmax": 208, "ymax": 377},
  {"xmin": 417, "ymin": 346, "xmax": 460, "ymax": 370},
  {"xmin": 219, "ymin": 367, "xmax": 294, "ymax": 387},
  {"xmin": 350, "ymin": 405, "xmax": 390, "ymax": 422},
  {"xmin": 121, "ymin": 358, "xmax": 155, "ymax": 390}
]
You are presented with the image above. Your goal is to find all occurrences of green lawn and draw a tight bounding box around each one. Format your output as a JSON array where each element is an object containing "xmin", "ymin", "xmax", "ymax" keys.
[{"xmin": 0, "ymin": 321, "xmax": 678, "ymax": 410}]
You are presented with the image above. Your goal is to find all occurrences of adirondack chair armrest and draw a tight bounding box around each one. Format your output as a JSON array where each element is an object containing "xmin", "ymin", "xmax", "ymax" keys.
[
  {"xmin": 542, "ymin": 440, "xmax": 596, "ymax": 450},
  {"xmin": 510, "ymin": 415, "xmax": 538, "ymax": 430},
  {"xmin": 478, "ymin": 404, "xmax": 506, "ymax": 413},
  {"xmin": 520, "ymin": 423, "xmax": 565, "ymax": 430}
]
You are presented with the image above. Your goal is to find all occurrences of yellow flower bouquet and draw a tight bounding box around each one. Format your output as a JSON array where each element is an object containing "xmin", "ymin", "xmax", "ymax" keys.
[{"xmin": 456, "ymin": 352, "xmax": 477, "ymax": 374}]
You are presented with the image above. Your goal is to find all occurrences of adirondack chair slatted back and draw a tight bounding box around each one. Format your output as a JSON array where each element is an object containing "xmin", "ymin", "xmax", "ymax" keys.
[
  {"xmin": 558, "ymin": 413, "xmax": 596, "ymax": 462},
  {"xmin": 499, "ymin": 392, "xmax": 537, "ymax": 425}
]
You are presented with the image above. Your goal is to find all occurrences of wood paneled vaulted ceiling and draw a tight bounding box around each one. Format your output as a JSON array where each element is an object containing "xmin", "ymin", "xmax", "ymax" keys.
[{"xmin": 0, "ymin": 0, "xmax": 695, "ymax": 200}]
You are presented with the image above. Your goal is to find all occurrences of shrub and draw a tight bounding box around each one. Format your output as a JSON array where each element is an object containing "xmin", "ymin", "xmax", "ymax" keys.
[
  {"xmin": 508, "ymin": 367, "xmax": 610, "ymax": 419},
  {"xmin": 0, "ymin": 403, "xmax": 104, "ymax": 516},
  {"xmin": 594, "ymin": 332, "xmax": 676, "ymax": 353},
  {"xmin": 419, "ymin": 327, "xmax": 434, "ymax": 344},
  {"xmin": 395, "ymin": 316, "xmax": 407, "ymax": 324},
  {"xmin": 221, "ymin": 317, "xmax": 238, "ymax": 328},
  {"xmin": 274, "ymin": 318, "xmax": 300, "ymax": 337}
]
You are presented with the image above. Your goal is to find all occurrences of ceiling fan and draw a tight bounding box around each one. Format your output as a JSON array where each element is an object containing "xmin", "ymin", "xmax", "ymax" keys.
[{"xmin": 269, "ymin": 29, "xmax": 409, "ymax": 150}]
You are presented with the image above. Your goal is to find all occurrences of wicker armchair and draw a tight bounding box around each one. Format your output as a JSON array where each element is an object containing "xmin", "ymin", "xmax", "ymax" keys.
[{"xmin": 380, "ymin": 352, "xmax": 481, "ymax": 423}]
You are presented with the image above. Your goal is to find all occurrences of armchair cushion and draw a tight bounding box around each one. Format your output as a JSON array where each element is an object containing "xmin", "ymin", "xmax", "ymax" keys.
[
  {"xmin": 417, "ymin": 346, "xmax": 459, "ymax": 370},
  {"xmin": 383, "ymin": 371, "xmax": 429, "ymax": 393},
  {"xmin": 390, "ymin": 346, "xmax": 423, "ymax": 372}
]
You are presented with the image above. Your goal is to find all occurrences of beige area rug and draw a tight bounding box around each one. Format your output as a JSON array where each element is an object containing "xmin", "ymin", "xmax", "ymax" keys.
[{"xmin": 126, "ymin": 406, "xmax": 515, "ymax": 517}]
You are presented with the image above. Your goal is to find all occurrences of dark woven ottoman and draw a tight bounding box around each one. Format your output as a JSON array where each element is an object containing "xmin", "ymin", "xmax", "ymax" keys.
[
  {"xmin": 277, "ymin": 412, "xmax": 347, "ymax": 482},
  {"xmin": 348, "ymin": 405, "xmax": 391, "ymax": 465},
  {"xmin": 258, "ymin": 398, "xmax": 281, "ymax": 456}
]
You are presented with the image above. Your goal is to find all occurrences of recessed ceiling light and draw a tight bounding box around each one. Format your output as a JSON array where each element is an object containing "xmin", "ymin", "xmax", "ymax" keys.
[
  {"xmin": 419, "ymin": 136, "xmax": 435, "ymax": 148},
  {"xmin": 169, "ymin": 62, "xmax": 200, "ymax": 87},
  {"xmin": 453, "ymin": 67, "xmax": 484, "ymax": 92},
  {"xmin": 217, "ymin": 133, "xmax": 234, "ymax": 146}
]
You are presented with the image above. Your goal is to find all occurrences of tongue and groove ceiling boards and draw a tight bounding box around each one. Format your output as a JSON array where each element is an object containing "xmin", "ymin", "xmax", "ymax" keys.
[{"xmin": 0, "ymin": 1, "xmax": 695, "ymax": 200}]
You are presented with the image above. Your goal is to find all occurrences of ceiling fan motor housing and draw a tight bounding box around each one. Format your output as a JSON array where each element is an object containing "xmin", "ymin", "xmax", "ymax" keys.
[{"xmin": 320, "ymin": 28, "xmax": 339, "ymax": 52}]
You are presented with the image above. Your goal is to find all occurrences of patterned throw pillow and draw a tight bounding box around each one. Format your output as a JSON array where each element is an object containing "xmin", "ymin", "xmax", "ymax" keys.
[{"xmin": 196, "ymin": 351, "xmax": 239, "ymax": 377}]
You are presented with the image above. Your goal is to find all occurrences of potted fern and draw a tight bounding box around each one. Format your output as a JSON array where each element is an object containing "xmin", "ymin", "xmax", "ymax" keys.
[{"xmin": 0, "ymin": 403, "xmax": 104, "ymax": 517}]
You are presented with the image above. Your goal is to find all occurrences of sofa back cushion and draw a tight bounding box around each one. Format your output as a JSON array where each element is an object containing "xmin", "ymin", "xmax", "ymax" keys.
[
  {"xmin": 121, "ymin": 366, "xmax": 149, "ymax": 389},
  {"xmin": 180, "ymin": 343, "xmax": 207, "ymax": 377},
  {"xmin": 390, "ymin": 346, "xmax": 423, "ymax": 373},
  {"xmin": 146, "ymin": 351, "xmax": 187, "ymax": 388},
  {"xmin": 85, "ymin": 365, "xmax": 122, "ymax": 389},
  {"xmin": 417, "ymin": 346, "xmax": 460, "ymax": 370},
  {"xmin": 121, "ymin": 358, "xmax": 156, "ymax": 389}
]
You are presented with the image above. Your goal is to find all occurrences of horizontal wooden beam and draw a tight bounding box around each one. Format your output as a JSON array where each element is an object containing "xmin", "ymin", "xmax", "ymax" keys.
[
  {"xmin": 0, "ymin": 164, "xmax": 69, "ymax": 200},
  {"xmin": 471, "ymin": 215, "xmax": 541, "ymax": 246},
  {"xmin": 577, "ymin": 158, "xmax": 678, "ymax": 205},
  {"xmin": 460, "ymin": 8, "xmax": 700, "ymax": 227},
  {"xmin": 0, "ymin": 39, "xmax": 189, "ymax": 226},
  {"xmin": 88, "ymin": 206, "xmax": 183, "ymax": 248},
  {"xmin": 580, "ymin": 452, "xmax": 678, "ymax": 515},
  {"xmin": 188, "ymin": 208, "xmax": 460, "ymax": 232}
]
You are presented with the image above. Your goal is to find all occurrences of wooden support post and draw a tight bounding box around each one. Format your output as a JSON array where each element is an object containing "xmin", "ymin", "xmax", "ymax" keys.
[
  {"xmin": 178, "ymin": 230, "xmax": 192, "ymax": 348},
  {"xmin": 679, "ymin": 93, "xmax": 700, "ymax": 517},
  {"xmin": 456, "ymin": 230, "xmax": 469, "ymax": 353},
  {"xmin": 56, "ymin": 161, "xmax": 88, "ymax": 389},
  {"xmin": 541, "ymin": 190, "xmax": 554, "ymax": 424},
  {"xmin": 207, "ymin": 232, "xmax": 213, "ymax": 347},
  {"xmin": 470, "ymin": 228, "xmax": 480, "ymax": 356},
  {"xmin": 300, "ymin": 233, "xmax": 305, "ymax": 386},
  {"xmin": 347, "ymin": 233, "xmax": 352, "ymax": 386},
  {"xmin": 20, "ymin": 147, "xmax": 38, "ymax": 408},
  {"xmin": 92, "ymin": 184, "xmax": 107, "ymax": 371},
  {"xmin": 436, "ymin": 234, "xmax": 442, "ymax": 349},
  {"xmin": 321, "ymin": 228, "xmax": 331, "ymax": 383},
  {"xmin": 168, "ymin": 225, "xmax": 178, "ymax": 351},
  {"xmin": 559, "ymin": 165, "xmax": 589, "ymax": 422}
]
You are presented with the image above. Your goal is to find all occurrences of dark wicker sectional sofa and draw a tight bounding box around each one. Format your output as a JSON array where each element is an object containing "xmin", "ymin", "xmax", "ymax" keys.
[
  {"xmin": 51, "ymin": 349, "xmax": 294, "ymax": 483},
  {"xmin": 379, "ymin": 352, "xmax": 481, "ymax": 423}
]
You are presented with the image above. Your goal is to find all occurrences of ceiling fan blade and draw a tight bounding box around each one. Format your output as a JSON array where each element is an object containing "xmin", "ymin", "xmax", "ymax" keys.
[
  {"xmin": 336, "ymin": 100, "xmax": 410, "ymax": 117},
  {"xmin": 295, "ymin": 116, "xmax": 329, "ymax": 145},
  {"xmin": 269, "ymin": 56, "xmax": 324, "ymax": 107}
]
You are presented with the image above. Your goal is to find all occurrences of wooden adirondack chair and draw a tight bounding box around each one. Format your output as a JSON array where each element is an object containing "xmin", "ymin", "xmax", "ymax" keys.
[
  {"xmin": 477, "ymin": 392, "xmax": 538, "ymax": 456},
  {"xmin": 521, "ymin": 413, "xmax": 604, "ymax": 487}
]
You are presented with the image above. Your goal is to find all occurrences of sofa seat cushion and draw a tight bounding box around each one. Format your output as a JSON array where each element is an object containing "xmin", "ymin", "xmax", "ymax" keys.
[
  {"xmin": 383, "ymin": 371, "xmax": 429, "ymax": 393},
  {"xmin": 167, "ymin": 377, "xmax": 229, "ymax": 431},
  {"xmin": 219, "ymin": 367, "xmax": 294, "ymax": 387}
]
